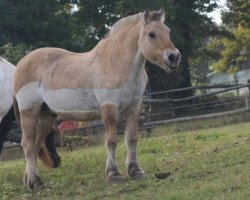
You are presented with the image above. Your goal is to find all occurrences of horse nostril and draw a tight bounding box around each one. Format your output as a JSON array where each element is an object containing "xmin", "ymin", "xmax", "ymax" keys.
[{"xmin": 168, "ymin": 53, "xmax": 175, "ymax": 63}]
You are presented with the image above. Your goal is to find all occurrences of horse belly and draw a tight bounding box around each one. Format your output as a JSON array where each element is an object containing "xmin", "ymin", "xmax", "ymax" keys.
[{"xmin": 42, "ymin": 86, "xmax": 101, "ymax": 121}]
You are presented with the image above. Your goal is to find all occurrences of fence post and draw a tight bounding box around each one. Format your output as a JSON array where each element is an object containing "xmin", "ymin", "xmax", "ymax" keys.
[
  {"xmin": 248, "ymin": 79, "xmax": 250, "ymax": 94},
  {"xmin": 245, "ymin": 94, "xmax": 249, "ymax": 109}
]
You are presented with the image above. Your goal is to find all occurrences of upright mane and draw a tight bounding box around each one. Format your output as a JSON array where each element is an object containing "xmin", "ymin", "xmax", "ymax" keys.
[
  {"xmin": 107, "ymin": 13, "xmax": 143, "ymax": 37},
  {"xmin": 106, "ymin": 10, "xmax": 164, "ymax": 38}
]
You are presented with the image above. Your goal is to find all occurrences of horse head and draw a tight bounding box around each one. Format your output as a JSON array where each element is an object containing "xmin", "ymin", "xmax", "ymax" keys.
[{"xmin": 138, "ymin": 8, "xmax": 181, "ymax": 73}]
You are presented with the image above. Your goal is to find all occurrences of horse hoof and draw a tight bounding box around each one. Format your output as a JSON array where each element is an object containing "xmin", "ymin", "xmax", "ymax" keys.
[
  {"xmin": 27, "ymin": 176, "xmax": 45, "ymax": 192},
  {"xmin": 106, "ymin": 166, "xmax": 123, "ymax": 183},
  {"xmin": 107, "ymin": 173, "xmax": 123, "ymax": 183},
  {"xmin": 128, "ymin": 164, "xmax": 145, "ymax": 180},
  {"xmin": 31, "ymin": 182, "xmax": 46, "ymax": 192},
  {"xmin": 130, "ymin": 169, "xmax": 145, "ymax": 180}
]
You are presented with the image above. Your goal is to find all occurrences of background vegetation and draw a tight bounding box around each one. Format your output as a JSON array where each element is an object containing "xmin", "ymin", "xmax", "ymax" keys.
[
  {"xmin": 1, "ymin": 1, "xmax": 249, "ymax": 94},
  {"xmin": 0, "ymin": 0, "xmax": 222, "ymax": 94}
]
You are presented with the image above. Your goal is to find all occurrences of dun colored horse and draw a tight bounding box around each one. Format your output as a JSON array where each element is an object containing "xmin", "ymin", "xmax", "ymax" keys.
[
  {"xmin": 0, "ymin": 57, "xmax": 60, "ymax": 163},
  {"xmin": 13, "ymin": 9, "xmax": 180, "ymax": 191}
]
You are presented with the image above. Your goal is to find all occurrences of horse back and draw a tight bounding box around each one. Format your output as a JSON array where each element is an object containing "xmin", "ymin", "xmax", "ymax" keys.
[{"xmin": 13, "ymin": 48, "xmax": 75, "ymax": 95}]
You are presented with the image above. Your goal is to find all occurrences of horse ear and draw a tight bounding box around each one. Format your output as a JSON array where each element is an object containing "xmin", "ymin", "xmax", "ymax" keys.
[
  {"xmin": 143, "ymin": 9, "xmax": 151, "ymax": 23},
  {"xmin": 159, "ymin": 7, "xmax": 165, "ymax": 22}
]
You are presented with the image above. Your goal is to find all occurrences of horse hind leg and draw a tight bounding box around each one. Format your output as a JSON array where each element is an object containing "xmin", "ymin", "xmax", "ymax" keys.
[
  {"xmin": 21, "ymin": 104, "xmax": 56, "ymax": 192},
  {"xmin": 20, "ymin": 105, "xmax": 43, "ymax": 191}
]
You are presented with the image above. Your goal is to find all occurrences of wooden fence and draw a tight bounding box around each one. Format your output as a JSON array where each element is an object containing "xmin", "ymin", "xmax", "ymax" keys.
[
  {"xmin": 3, "ymin": 83, "xmax": 250, "ymax": 148},
  {"xmin": 142, "ymin": 83, "xmax": 250, "ymax": 126}
]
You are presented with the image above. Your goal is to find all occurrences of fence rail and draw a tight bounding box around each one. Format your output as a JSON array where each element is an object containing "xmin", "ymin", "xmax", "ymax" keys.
[
  {"xmin": 3, "ymin": 83, "xmax": 250, "ymax": 146},
  {"xmin": 146, "ymin": 83, "xmax": 247, "ymax": 95},
  {"xmin": 143, "ymin": 83, "xmax": 250, "ymax": 126},
  {"xmin": 143, "ymin": 84, "xmax": 250, "ymax": 103},
  {"xmin": 144, "ymin": 107, "xmax": 250, "ymax": 126}
]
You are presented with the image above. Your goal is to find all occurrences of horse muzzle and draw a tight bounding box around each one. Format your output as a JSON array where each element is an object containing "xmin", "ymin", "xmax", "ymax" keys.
[{"xmin": 164, "ymin": 51, "xmax": 181, "ymax": 71}]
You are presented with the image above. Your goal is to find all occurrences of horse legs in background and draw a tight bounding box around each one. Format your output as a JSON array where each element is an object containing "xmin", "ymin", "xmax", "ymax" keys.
[
  {"xmin": 21, "ymin": 104, "xmax": 56, "ymax": 191},
  {"xmin": 45, "ymin": 127, "xmax": 61, "ymax": 168},
  {"xmin": 101, "ymin": 103, "xmax": 122, "ymax": 182},
  {"xmin": 125, "ymin": 105, "xmax": 145, "ymax": 179},
  {"xmin": 0, "ymin": 106, "xmax": 15, "ymax": 154},
  {"xmin": 36, "ymin": 104, "xmax": 58, "ymax": 167}
]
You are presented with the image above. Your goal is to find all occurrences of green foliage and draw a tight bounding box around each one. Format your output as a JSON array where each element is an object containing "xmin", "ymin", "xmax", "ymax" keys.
[
  {"xmin": 0, "ymin": 0, "xmax": 219, "ymax": 92},
  {"xmin": 222, "ymin": 0, "xmax": 250, "ymax": 28},
  {"xmin": 0, "ymin": 43, "xmax": 34, "ymax": 65},
  {"xmin": 208, "ymin": 0, "xmax": 250, "ymax": 74},
  {"xmin": 209, "ymin": 25, "xmax": 250, "ymax": 73}
]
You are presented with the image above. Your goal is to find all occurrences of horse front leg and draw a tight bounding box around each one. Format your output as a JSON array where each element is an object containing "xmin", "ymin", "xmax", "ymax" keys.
[
  {"xmin": 101, "ymin": 103, "xmax": 122, "ymax": 182},
  {"xmin": 125, "ymin": 105, "xmax": 145, "ymax": 179}
]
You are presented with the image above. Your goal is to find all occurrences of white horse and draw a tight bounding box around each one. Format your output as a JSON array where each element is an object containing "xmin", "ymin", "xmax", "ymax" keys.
[
  {"xmin": 0, "ymin": 57, "xmax": 16, "ymax": 153},
  {"xmin": 13, "ymin": 9, "xmax": 180, "ymax": 191}
]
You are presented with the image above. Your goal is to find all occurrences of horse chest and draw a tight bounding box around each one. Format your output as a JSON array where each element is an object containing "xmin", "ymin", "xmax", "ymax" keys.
[{"xmin": 95, "ymin": 69, "xmax": 147, "ymax": 113}]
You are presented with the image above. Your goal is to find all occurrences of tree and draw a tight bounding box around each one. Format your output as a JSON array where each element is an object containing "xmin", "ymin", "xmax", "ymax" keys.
[
  {"xmin": 0, "ymin": 0, "xmax": 77, "ymax": 49},
  {"xmin": 209, "ymin": 0, "xmax": 250, "ymax": 73},
  {"xmin": 0, "ymin": 0, "xmax": 219, "ymax": 96},
  {"xmin": 210, "ymin": 25, "xmax": 250, "ymax": 73},
  {"xmin": 222, "ymin": 0, "xmax": 250, "ymax": 28},
  {"xmin": 73, "ymin": 0, "xmax": 118, "ymax": 50}
]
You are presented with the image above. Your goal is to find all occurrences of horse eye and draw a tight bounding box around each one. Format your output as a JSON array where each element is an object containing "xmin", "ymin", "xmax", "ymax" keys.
[{"xmin": 148, "ymin": 32, "xmax": 156, "ymax": 38}]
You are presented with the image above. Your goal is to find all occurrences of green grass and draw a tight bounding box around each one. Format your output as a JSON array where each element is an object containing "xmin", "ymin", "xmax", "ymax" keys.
[{"xmin": 0, "ymin": 121, "xmax": 250, "ymax": 200}]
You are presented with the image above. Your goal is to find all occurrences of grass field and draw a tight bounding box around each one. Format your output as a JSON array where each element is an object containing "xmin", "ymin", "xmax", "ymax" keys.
[{"xmin": 0, "ymin": 120, "xmax": 250, "ymax": 200}]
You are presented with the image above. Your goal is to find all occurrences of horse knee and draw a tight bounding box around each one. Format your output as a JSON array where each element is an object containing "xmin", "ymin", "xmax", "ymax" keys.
[
  {"xmin": 106, "ymin": 138, "xmax": 117, "ymax": 150},
  {"xmin": 21, "ymin": 137, "xmax": 27, "ymax": 149},
  {"xmin": 126, "ymin": 137, "xmax": 137, "ymax": 147}
]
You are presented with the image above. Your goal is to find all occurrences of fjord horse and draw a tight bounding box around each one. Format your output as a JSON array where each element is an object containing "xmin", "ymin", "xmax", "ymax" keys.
[
  {"xmin": 13, "ymin": 9, "xmax": 180, "ymax": 191},
  {"xmin": 0, "ymin": 57, "xmax": 60, "ymax": 164}
]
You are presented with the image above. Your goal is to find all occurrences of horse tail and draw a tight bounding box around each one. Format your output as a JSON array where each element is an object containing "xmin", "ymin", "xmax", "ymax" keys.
[
  {"xmin": 38, "ymin": 144, "xmax": 55, "ymax": 168},
  {"xmin": 45, "ymin": 127, "xmax": 61, "ymax": 168},
  {"xmin": 0, "ymin": 106, "xmax": 15, "ymax": 154},
  {"xmin": 13, "ymin": 96, "xmax": 59, "ymax": 168}
]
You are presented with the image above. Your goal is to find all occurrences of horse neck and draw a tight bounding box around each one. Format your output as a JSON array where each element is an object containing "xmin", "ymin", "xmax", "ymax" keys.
[{"xmin": 94, "ymin": 20, "xmax": 146, "ymax": 79}]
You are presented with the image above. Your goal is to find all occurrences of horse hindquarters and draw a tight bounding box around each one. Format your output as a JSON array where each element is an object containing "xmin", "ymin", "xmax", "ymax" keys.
[
  {"xmin": 14, "ymin": 94, "xmax": 57, "ymax": 191},
  {"xmin": 13, "ymin": 96, "xmax": 61, "ymax": 167},
  {"xmin": 0, "ymin": 106, "xmax": 15, "ymax": 154}
]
